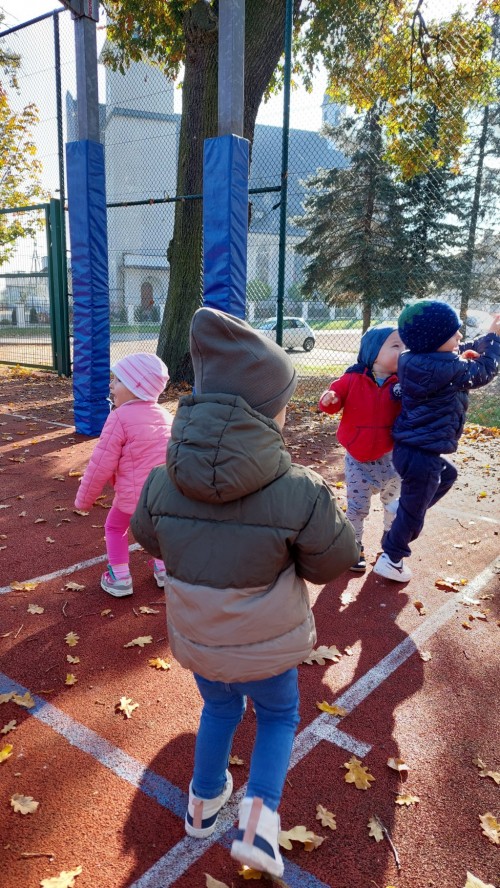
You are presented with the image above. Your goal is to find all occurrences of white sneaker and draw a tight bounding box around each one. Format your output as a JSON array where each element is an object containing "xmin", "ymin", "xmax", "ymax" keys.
[
  {"xmin": 373, "ymin": 552, "xmax": 412, "ymax": 582},
  {"xmin": 184, "ymin": 770, "xmax": 233, "ymax": 838},
  {"xmin": 231, "ymin": 796, "xmax": 284, "ymax": 878}
]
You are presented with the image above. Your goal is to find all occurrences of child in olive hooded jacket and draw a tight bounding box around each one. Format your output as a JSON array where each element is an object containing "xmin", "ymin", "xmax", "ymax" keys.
[{"xmin": 131, "ymin": 307, "xmax": 357, "ymax": 878}]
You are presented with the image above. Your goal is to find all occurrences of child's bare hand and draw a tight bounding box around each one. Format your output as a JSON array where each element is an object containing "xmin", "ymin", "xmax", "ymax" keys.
[
  {"xmin": 320, "ymin": 390, "xmax": 340, "ymax": 408},
  {"xmin": 487, "ymin": 313, "xmax": 500, "ymax": 335},
  {"xmin": 462, "ymin": 349, "xmax": 480, "ymax": 360}
]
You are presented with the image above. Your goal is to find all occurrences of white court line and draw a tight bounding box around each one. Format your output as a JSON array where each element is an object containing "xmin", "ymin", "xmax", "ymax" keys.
[
  {"xmin": 0, "ymin": 544, "xmax": 141, "ymax": 595},
  {"xmin": 0, "ymin": 410, "xmax": 74, "ymax": 429},
  {"xmin": 131, "ymin": 557, "xmax": 499, "ymax": 888}
]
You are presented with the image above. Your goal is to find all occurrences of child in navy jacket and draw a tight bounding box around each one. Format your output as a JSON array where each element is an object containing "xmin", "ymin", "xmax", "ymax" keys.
[
  {"xmin": 319, "ymin": 326, "xmax": 404, "ymax": 570},
  {"xmin": 373, "ymin": 301, "xmax": 500, "ymax": 582}
]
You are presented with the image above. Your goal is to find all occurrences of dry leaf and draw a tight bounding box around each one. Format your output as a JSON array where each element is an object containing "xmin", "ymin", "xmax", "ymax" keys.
[
  {"xmin": 34, "ymin": 518, "xmax": 46, "ymax": 524},
  {"xmin": 367, "ymin": 816, "xmax": 384, "ymax": 842},
  {"xmin": 414, "ymin": 600, "xmax": 426, "ymax": 615},
  {"xmin": 124, "ymin": 635, "xmax": 153, "ymax": 648},
  {"xmin": 464, "ymin": 873, "xmax": 496, "ymax": 888},
  {"xmin": 239, "ymin": 868, "xmax": 264, "ymax": 880},
  {"xmin": 473, "ymin": 757, "xmax": 500, "ymax": 785},
  {"xmin": 229, "ymin": 754, "xmax": 244, "ymax": 766},
  {"xmin": 479, "ymin": 812, "xmax": 500, "ymax": 845},
  {"xmin": 65, "ymin": 631, "xmax": 79, "ymax": 647},
  {"xmin": 116, "ymin": 697, "xmax": 139, "ymax": 719},
  {"xmin": 65, "ymin": 674, "xmax": 77, "ymax": 687},
  {"xmin": 148, "ymin": 657, "xmax": 171, "ymax": 671},
  {"xmin": 12, "ymin": 691, "xmax": 35, "ymax": 709},
  {"xmin": 53, "ymin": 475, "xmax": 65, "ymax": 482},
  {"xmin": 435, "ymin": 577, "xmax": 461, "ymax": 592},
  {"xmin": 10, "ymin": 581, "xmax": 39, "ymax": 591},
  {"xmin": 54, "ymin": 506, "xmax": 67, "ymax": 512},
  {"xmin": 343, "ymin": 756, "xmax": 375, "ymax": 790},
  {"xmin": 139, "ymin": 606, "xmax": 160, "ymax": 614},
  {"xmin": 18, "ymin": 511, "xmax": 27, "ymax": 517},
  {"xmin": 1, "ymin": 720, "xmax": 16, "ymax": 735},
  {"xmin": 46, "ymin": 537, "xmax": 56, "ymax": 544},
  {"xmin": 316, "ymin": 804, "xmax": 336, "ymax": 830},
  {"xmin": 462, "ymin": 621, "xmax": 473, "ymax": 630},
  {"xmin": 10, "ymin": 793, "xmax": 39, "ymax": 814},
  {"xmin": 303, "ymin": 644, "xmax": 342, "ymax": 665},
  {"xmin": 27, "ymin": 604, "xmax": 44, "ymax": 615},
  {"xmin": 0, "ymin": 743, "xmax": 13, "ymax": 763},
  {"xmin": 101, "ymin": 609, "xmax": 112, "ymax": 617},
  {"xmin": 279, "ymin": 824, "xmax": 324, "ymax": 851},
  {"xmin": 395, "ymin": 793, "xmax": 420, "ymax": 806},
  {"xmin": 344, "ymin": 646, "xmax": 353, "ymax": 656},
  {"xmin": 40, "ymin": 865, "xmax": 83, "ymax": 887},
  {"xmin": 205, "ymin": 876, "xmax": 230, "ymax": 888},
  {"xmin": 316, "ymin": 701, "xmax": 348, "ymax": 717},
  {"xmin": 68, "ymin": 470, "xmax": 83, "ymax": 478},
  {"xmin": 73, "ymin": 510, "xmax": 88, "ymax": 517},
  {"xmin": 64, "ymin": 582, "xmax": 85, "ymax": 591},
  {"xmin": 387, "ymin": 757, "xmax": 409, "ymax": 774},
  {"xmin": 419, "ymin": 651, "xmax": 432, "ymax": 661},
  {"xmin": 0, "ymin": 692, "xmax": 15, "ymax": 704},
  {"xmin": 66, "ymin": 655, "xmax": 80, "ymax": 665}
]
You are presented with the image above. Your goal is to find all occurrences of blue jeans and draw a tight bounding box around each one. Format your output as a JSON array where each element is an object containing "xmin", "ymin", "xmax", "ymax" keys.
[
  {"xmin": 384, "ymin": 443, "xmax": 458, "ymax": 562},
  {"xmin": 192, "ymin": 668, "xmax": 300, "ymax": 811}
]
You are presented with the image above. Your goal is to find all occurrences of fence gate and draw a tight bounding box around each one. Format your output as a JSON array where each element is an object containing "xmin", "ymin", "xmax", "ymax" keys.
[{"xmin": 0, "ymin": 199, "xmax": 70, "ymax": 376}]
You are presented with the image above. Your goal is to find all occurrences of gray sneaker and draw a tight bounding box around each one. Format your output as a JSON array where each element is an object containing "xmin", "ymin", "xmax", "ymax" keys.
[
  {"xmin": 373, "ymin": 553, "xmax": 411, "ymax": 583},
  {"xmin": 100, "ymin": 566, "xmax": 134, "ymax": 597}
]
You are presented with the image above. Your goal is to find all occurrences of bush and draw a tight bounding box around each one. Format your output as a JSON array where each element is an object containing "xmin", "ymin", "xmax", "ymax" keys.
[
  {"xmin": 134, "ymin": 304, "xmax": 160, "ymax": 323},
  {"xmin": 29, "ymin": 307, "xmax": 39, "ymax": 324}
]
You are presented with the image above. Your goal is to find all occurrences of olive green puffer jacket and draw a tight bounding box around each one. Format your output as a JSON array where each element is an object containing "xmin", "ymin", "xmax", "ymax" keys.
[{"xmin": 131, "ymin": 393, "xmax": 357, "ymax": 683}]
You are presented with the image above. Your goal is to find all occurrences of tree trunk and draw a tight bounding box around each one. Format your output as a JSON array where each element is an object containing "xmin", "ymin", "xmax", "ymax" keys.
[
  {"xmin": 157, "ymin": 0, "xmax": 300, "ymax": 382},
  {"xmin": 459, "ymin": 103, "xmax": 489, "ymax": 321}
]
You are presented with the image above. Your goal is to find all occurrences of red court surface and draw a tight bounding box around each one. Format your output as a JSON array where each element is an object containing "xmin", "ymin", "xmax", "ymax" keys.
[{"xmin": 0, "ymin": 378, "xmax": 499, "ymax": 888}]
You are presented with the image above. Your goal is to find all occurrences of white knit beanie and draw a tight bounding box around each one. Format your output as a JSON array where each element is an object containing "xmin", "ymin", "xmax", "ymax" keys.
[{"xmin": 111, "ymin": 353, "xmax": 169, "ymax": 401}]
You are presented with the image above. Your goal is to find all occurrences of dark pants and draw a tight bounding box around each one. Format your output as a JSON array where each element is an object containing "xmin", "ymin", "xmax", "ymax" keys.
[{"xmin": 383, "ymin": 443, "xmax": 458, "ymax": 562}]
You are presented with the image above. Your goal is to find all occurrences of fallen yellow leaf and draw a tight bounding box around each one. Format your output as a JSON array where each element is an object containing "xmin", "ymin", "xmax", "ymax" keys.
[
  {"xmin": 65, "ymin": 631, "xmax": 79, "ymax": 647},
  {"xmin": 10, "ymin": 793, "xmax": 39, "ymax": 814},
  {"xmin": 464, "ymin": 873, "xmax": 496, "ymax": 888},
  {"xmin": 10, "ymin": 581, "xmax": 39, "ymax": 591},
  {"xmin": 148, "ymin": 657, "xmax": 171, "ymax": 671},
  {"xmin": 65, "ymin": 674, "xmax": 77, "ymax": 687},
  {"xmin": 64, "ymin": 582, "xmax": 85, "ymax": 591},
  {"xmin": 40, "ymin": 865, "xmax": 83, "ymax": 887},
  {"xmin": 27, "ymin": 604, "xmax": 44, "ymax": 615},
  {"xmin": 12, "ymin": 691, "xmax": 35, "ymax": 709},
  {"xmin": 303, "ymin": 644, "xmax": 342, "ymax": 665},
  {"xmin": 387, "ymin": 757, "xmax": 409, "ymax": 774},
  {"xmin": 419, "ymin": 651, "xmax": 432, "ymax": 661},
  {"xmin": 0, "ymin": 720, "xmax": 16, "ymax": 735},
  {"xmin": 66, "ymin": 655, "xmax": 80, "ymax": 665},
  {"xmin": 343, "ymin": 756, "xmax": 375, "ymax": 790},
  {"xmin": 279, "ymin": 824, "xmax": 324, "ymax": 851},
  {"xmin": 115, "ymin": 697, "xmax": 139, "ymax": 719},
  {"xmin": 395, "ymin": 792, "xmax": 420, "ymax": 806},
  {"xmin": 139, "ymin": 606, "xmax": 160, "ymax": 614},
  {"xmin": 0, "ymin": 743, "xmax": 13, "ymax": 763},
  {"xmin": 316, "ymin": 701, "xmax": 348, "ymax": 717},
  {"xmin": 316, "ymin": 803, "xmax": 336, "ymax": 830},
  {"xmin": 479, "ymin": 812, "xmax": 500, "ymax": 845},
  {"xmin": 367, "ymin": 816, "xmax": 383, "ymax": 842},
  {"xmin": 205, "ymin": 875, "xmax": 230, "ymax": 888},
  {"xmin": 124, "ymin": 635, "xmax": 153, "ymax": 648},
  {"xmin": 229, "ymin": 754, "xmax": 244, "ymax": 766}
]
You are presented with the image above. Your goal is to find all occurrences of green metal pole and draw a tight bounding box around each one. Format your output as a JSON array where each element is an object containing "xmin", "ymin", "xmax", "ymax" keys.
[
  {"xmin": 276, "ymin": 0, "xmax": 294, "ymax": 346},
  {"xmin": 46, "ymin": 199, "xmax": 71, "ymax": 376}
]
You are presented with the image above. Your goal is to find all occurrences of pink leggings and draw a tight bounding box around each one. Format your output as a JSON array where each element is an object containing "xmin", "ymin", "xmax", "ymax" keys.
[
  {"xmin": 105, "ymin": 505, "xmax": 132, "ymax": 565},
  {"xmin": 105, "ymin": 505, "xmax": 165, "ymax": 571}
]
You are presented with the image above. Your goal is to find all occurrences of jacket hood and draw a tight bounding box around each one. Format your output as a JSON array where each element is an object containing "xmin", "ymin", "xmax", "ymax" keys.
[{"xmin": 167, "ymin": 392, "xmax": 292, "ymax": 504}]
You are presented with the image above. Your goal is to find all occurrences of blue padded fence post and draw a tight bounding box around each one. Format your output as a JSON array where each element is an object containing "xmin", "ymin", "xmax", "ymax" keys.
[
  {"xmin": 203, "ymin": 134, "xmax": 249, "ymax": 319},
  {"xmin": 66, "ymin": 139, "xmax": 110, "ymax": 436}
]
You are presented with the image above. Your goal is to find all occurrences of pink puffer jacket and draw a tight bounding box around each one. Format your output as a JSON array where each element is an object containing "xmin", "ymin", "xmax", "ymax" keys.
[{"xmin": 75, "ymin": 399, "xmax": 173, "ymax": 514}]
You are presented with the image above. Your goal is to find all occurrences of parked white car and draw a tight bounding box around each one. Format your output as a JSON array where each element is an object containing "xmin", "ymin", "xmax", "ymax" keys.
[{"xmin": 254, "ymin": 316, "xmax": 316, "ymax": 352}]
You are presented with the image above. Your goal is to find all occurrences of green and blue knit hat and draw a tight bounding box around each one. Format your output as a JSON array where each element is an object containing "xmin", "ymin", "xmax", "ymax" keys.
[{"xmin": 398, "ymin": 300, "xmax": 460, "ymax": 353}]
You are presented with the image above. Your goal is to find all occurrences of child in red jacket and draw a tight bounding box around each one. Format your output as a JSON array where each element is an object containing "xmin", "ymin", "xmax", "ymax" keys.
[
  {"xmin": 319, "ymin": 326, "xmax": 404, "ymax": 570},
  {"xmin": 75, "ymin": 352, "xmax": 172, "ymax": 597}
]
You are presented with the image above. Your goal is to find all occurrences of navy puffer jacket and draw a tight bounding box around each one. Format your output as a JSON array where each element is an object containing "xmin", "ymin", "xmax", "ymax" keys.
[{"xmin": 393, "ymin": 332, "xmax": 500, "ymax": 454}]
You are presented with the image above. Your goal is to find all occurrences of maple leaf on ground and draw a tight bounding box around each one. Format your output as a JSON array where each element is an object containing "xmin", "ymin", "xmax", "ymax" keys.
[
  {"xmin": 303, "ymin": 644, "xmax": 342, "ymax": 665},
  {"xmin": 10, "ymin": 793, "xmax": 39, "ymax": 814},
  {"xmin": 343, "ymin": 756, "xmax": 375, "ymax": 790},
  {"xmin": 367, "ymin": 816, "xmax": 384, "ymax": 842},
  {"xmin": 65, "ymin": 674, "xmax": 77, "ymax": 687},
  {"xmin": 387, "ymin": 757, "xmax": 409, "ymax": 774},
  {"xmin": 472, "ymin": 757, "xmax": 500, "ymax": 786},
  {"xmin": 1, "ymin": 720, "xmax": 16, "ymax": 735},
  {"xmin": 316, "ymin": 804, "xmax": 336, "ymax": 830},
  {"xmin": 479, "ymin": 812, "xmax": 500, "ymax": 845},
  {"xmin": 64, "ymin": 582, "xmax": 85, "ymax": 592},
  {"xmin": 115, "ymin": 697, "xmax": 139, "ymax": 719},
  {"xmin": 279, "ymin": 824, "xmax": 324, "ymax": 851},
  {"xmin": 205, "ymin": 876, "xmax": 230, "ymax": 888},
  {"xmin": 316, "ymin": 701, "xmax": 348, "ymax": 717},
  {"xmin": 148, "ymin": 657, "xmax": 171, "ymax": 670},
  {"xmin": 229, "ymin": 754, "xmax": 244, "ymax": 765},
  {"xmin": 40, "ymin": 865, "xmax": 83, "ymax": 887},
  {"xmin": 27, "ymin": 604, "xmax": 44, "ymax": 614},
  {"xmin": 0, "ymin": 743, "xmax": 13, "ymax": 762},
  {"xmin": 464, "ymin": 873, "xmax": 496, "ymax": 888},
  {"xmin": 65, "ymin": 632, "xmax": 79, "ymax": 647},
  {"xmin": 10, "ymin": 581, "xmax": 39, "ymax": 591},
  {"xmin": 12, "ymin": 691, "xmax": 35, "ymax": 709},
  {"xmin": 124, "ymin": 635, "xmax": 153, "ymax": 648},
  {"xmin": 395, "ymin": 793, "xmax": 420, "ymax": 806}
]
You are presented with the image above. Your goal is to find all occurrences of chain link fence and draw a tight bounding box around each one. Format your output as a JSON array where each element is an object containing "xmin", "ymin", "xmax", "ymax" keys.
[{"xmin": 0, "ymin": 4, "xmax": 498, "ymax": 424}]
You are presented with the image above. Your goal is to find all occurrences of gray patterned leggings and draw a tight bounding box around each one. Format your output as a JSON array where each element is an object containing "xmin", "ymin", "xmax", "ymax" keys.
[{"xmin": 345, "ymin": 451, "xmax": 401, "ymax": 544}]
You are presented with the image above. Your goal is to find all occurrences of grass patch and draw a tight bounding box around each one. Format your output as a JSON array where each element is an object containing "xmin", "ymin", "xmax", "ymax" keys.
[{"xmin": 467, "ymin": 394, "xmax": 500, "ymax": 428}]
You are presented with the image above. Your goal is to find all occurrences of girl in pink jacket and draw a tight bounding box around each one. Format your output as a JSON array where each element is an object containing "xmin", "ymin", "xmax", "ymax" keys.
[{"xmin": 74, "ymin": 353, "xmax": 173, "ymax": 597}]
